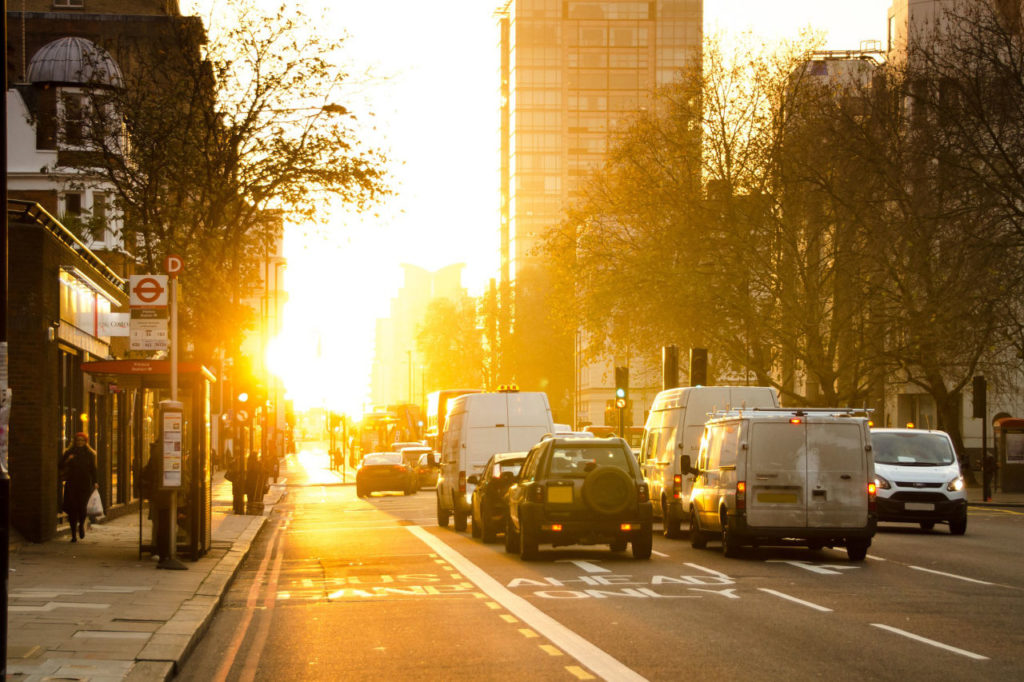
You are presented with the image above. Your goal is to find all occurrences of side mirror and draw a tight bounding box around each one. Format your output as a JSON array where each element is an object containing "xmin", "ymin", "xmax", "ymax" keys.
[
  {"xmin": 467, "ymin": 474, "xmax": 480, "ymax": 486},
  {"xmin": 681, "ymin": 455, "xmax": 698, "ymax": 476},
  {"xmin": 430, "ymin": 454, "xmax": 439, "ymax": 467}
]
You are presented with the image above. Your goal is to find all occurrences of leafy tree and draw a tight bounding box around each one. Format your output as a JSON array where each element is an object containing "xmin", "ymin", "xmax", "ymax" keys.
[{"xmin": 416, "ymin": 298, "xmax": 484, "ymax": 393}]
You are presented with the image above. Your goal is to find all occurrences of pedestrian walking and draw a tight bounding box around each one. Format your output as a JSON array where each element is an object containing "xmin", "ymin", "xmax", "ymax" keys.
[{"xmin": 60, "ymin": 432, "xmax": 98, "ymax": 542}]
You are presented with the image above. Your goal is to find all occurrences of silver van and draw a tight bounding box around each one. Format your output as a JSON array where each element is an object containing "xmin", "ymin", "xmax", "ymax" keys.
[
  {"xmin": 638, "ymin": 386, "xmax": 779, "ymax": 537},
  {"xmin": 689, "ymin": 408, "xmax": 877, "ymax": 560}
]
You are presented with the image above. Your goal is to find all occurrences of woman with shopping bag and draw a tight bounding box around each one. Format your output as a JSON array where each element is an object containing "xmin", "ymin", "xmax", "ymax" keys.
[{"xmin": 60, "ymin": 432, "xmax": 98, "ymax": 542}]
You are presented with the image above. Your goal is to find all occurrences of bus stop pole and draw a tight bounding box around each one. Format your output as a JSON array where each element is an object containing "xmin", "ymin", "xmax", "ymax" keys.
[{"xmin": 158, "ymin": 278, "xmax": 186, "ymax": 569}]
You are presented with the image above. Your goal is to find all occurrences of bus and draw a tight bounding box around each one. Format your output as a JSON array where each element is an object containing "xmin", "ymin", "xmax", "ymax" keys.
[
  {"xmin": 356, "ymin": 410, "xmax": 398, "ymax": 456},
  {"xmin": 425, "ymin": 389, "xmax": 481, "ymax": 450}
]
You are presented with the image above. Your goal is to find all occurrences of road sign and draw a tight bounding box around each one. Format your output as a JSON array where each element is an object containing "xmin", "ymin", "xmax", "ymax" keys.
[
  {"xmin": 164, "ymin": 254, "xmax": 184, "ymax": 277},
  {"xmin": 130, "ymin": 308, "xmax": 169, "ymax": 350},
  {"xmin": 129, "ymin": 275, "xmax": 168, "ymax": 307},
  {"xmin": 236, "ymin": 409, "xmax": 249, "ymax": 422}
]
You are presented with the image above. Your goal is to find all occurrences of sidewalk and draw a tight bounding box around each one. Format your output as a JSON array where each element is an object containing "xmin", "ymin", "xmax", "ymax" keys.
[
  {"xmin": 5, "ymin": 469, "xmax": 286, "ymax": 681},
  {"xmin": 965, "ymin": 484, "xmax": 1024, "ymax": 507}
]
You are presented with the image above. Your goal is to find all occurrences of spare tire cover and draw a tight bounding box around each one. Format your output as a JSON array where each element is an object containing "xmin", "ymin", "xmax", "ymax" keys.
[{"xmin": 581, "ymin": 466, "xmax": 636, "ymax": 515}]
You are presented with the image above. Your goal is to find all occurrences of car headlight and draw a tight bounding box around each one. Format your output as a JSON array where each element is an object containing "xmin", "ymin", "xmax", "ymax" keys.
[
  {"xmin": 947, "ymin": 476, "xmax": 964, "ymax": 492},
  {"xmin": 875, "ymin": 474, "xmax": 891, "ymax": 490}
]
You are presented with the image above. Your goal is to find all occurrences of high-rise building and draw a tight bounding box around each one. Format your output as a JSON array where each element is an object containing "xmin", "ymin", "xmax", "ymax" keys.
[{"xmin": 497, "ymin": 0, "xmax": 703, "ymax": 421}]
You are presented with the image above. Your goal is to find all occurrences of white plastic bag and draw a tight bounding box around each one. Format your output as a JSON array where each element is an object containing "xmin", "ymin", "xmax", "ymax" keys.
[{"xmin": 87, "ymin": 488, "xmax": 104, "ymax": 517}]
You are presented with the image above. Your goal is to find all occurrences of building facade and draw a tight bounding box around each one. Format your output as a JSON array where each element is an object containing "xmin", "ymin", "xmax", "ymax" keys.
[{"xmin": 497, "ymin": 0, "xmax": 703, "ymax": 423}]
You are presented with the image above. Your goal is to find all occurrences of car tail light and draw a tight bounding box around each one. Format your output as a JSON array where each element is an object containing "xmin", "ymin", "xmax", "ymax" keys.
[
  {"xmin": 393, "ymin": 465, "xmax": 405, "ymax": 472},
  {"xmin": 620, "ymin": 523, "xmax": 635, "ymax": 531},
  {"xmin": 736, "ymin": 481, "xmax": 746, "ymax": 511},
  {"xmin": 868, "ymin": 481, "xmax": 876, "ymax": 512},
  {"xmin": 458, "ymin": 471, "xmax": 466, "ymax": 494},
  {"xmin": 638, "ymin": 482, "xmax": 649, "ymax": 504},
  {"xmin": 672, "ymin": 474, "xmax": 682, "ymax": 499},
  {"xmin": 529, "ymin": 484, "xmax": 545, "ymax": 503},
  {"xmin": 551, "ymin": 524, "xmax": 563, "ymax": 532}
]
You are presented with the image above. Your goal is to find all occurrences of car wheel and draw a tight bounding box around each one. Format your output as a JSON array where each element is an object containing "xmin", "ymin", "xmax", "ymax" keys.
[
  {"xmin": 519, "ymin": 522, "xmax": 539, "ymax": 561},
  {"xmin": 689, "ymin": 508, "xmax": 708, "ymax": 549},
  {"xmin": 631, "ymin": 526, "xmax": 653, "ymax": 560},
  {"xmin": 481, "ymin": 507, "xmax": 497, "ymax": 544},
  {"xmin": 721, "ymin": 512, "xmax": 742, "ymax": 558},
  {"xmin": 471, "ymin": 507, "xmax": 482, "ymax": 538},
  {"xmin": 504, "ymin": 515, "xmax": 519, "ymax": 554},
  {"xmin": 436, "ymin": 492, "xmax": 450, "ymax": 529},
  {"xmin": 663, "ymin": 497, "xmax": 683, "ymax": 538},
  {"xmin": 919, "ymin": 521, "xmax": 935, "ymax": 531},
  {"xmin": 454, "ymin": 508, "xmax": 468, "ymax": 532},
  {"xmin": 846, "ymin": 539, "xmax": 869, "ymax": 561},
  {"xmin": 949, "ymin": 513, "xmax": 967, "ymax": 536},
  {"xmin": 581, "ymin": 466, "xmax": 636, "ymax": 516},
  {"xmin": 610, "ymin": 538, "xmax": 627, "ymax": 552},
  {"xmin": 356, "ymin": 487, "xmax": 366, "ymax": 498}
]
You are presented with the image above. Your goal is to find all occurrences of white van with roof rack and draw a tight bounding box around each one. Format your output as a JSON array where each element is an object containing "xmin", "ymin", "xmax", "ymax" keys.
[{"xmin": 689, "ymin": 407, "xmax": 877, "ymax": 560}]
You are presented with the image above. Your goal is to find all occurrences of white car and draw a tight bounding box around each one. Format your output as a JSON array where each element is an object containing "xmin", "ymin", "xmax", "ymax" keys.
[{"xmin": 871, "ymin": 428, "xmax": 967, "ymax": 535}]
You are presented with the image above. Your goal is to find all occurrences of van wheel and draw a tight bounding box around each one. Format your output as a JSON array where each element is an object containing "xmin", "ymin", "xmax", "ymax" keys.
[
  {"xmin": 454, "ymin": 509, "xmax": 468, "ymax": 532},
  {"xmin": 436, "ymin": 493, "xmax": 450, "ymax": 529},
  {"xmin": 519, "ymin": 523, "xmax": 539, "ymax": 561},
  {"xmin": 846, "ymin": 539, "xmax": 869, "ymax": 561},
  {"xmin": 949, "ymin": 513, "xmax": 967, "ymax": 536},
  {"xmin": 721, "ymin": 513, "xmax": 742, "ymax": 558},
  {"xmin": 504, "ymin": 516, "xmax": 519, "ymax": 553},
  {"xmin": 663, "ymin": 498, "xmax": 683, "ymax": 538},
  {"xmin": 690, "ymin": 508, "xmax": 708, "ymax": 549},
  {"xmin": 631, "ymin": 527, "xmax": 653, "ymax": 560},
  {"xmin": 919, "ymin": 521, "xmax": 935, "ymax": 531}
]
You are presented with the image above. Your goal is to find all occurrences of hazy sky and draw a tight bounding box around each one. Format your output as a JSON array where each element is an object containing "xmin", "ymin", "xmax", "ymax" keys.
[{"xmin": 183, "ymin": 0, "xmax": 895, "ymax": 412}]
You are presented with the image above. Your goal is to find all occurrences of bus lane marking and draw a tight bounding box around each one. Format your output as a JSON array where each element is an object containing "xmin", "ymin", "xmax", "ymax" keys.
[
  {"xmin": 506, "ymin": 563, "xmax": 738, "ymax": 600},
  {"xmin": 871, "ymin": 624, "xmax": 988, "ymax": 660},
  {"xmin": 406, "ymin": 526, "xmax": 648, "ymax": 682}
]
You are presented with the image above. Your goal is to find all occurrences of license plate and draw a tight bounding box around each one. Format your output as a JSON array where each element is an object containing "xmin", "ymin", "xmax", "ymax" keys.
[
  {"xmin": 905, "ymin": 502, "xmax": 934, "ymax": 511},
  {"xmin": 757, "ymin": 492, "xmax": 798, "ymax": 504},
  {"xmin": 547, "ymin": 486, "xmax": 573, "ymax": 504}
]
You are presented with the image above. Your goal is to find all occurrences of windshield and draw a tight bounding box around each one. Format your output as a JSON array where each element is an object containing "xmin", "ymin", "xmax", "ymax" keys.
[
  {"xmin": 546, "ymin": 446, "xmax": 634, "ymax": 478},
  {"xmin": 872, "ymin": 432, "xmax": 956, "ymax": 466}
]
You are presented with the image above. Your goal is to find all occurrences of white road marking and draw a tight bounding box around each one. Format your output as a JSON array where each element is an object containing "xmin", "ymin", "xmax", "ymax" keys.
[
  {"xmin": 407, "ymin": 526, "xmax": 647, "ymax": 682},
  {"xmin": 758, "ymin": 588, "xmax": 832, "ymax": 612},
  {"xmin": 558, "ymin": 560, "xmax": 611, "ymax": 574},
  {"xmin": 866, "ymin": 554, "xmax": 886, "ymax": 561},
  {"xmin": 682, "ymin": 563, "xmax": 731, "ymax": 579},
  {"xmin": 908, "ymin": 565, "xmax": 994, "ymax": 586},
  {"xmin": 767, "ymin": 560, "xmax": 860, "ymax": 575},
  {"xmin": 651, "ymin": 551, "xmax": 670, "ymax": 558},
  {"xmin": 871, "ymin": 624, "xmax": 989, "ymax": 660}
]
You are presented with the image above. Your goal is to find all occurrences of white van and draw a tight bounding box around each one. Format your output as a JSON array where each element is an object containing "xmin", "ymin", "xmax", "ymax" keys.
[
  {"xmin": 871, "ymin": 428, "xmax": 967, "ymax": 535},
  {"xmin": 436, "ymin": 390, "xmax": 554, "ymax": 532},
  {"xmin": 689, "ymin": 408, "xmax": 877, "ymax": 560},
  {"xmin": 639, "ymin": 386, "xmax": 779, "ymax": 537}
]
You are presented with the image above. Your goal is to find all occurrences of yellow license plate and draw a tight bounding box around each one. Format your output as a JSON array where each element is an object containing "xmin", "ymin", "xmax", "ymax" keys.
[
  {"xmin": 547, "ymin": 486, "xmax": 573, "ymax": 504},
  {"xmin": 757, "ymin": 492, "xmax": 798, "ymax": 504}
]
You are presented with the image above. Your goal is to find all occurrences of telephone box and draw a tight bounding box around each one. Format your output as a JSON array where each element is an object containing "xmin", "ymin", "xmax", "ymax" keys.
[
  {"xmin": 81, "ymin": 360, "xmax": 215, "ymax": 559},
  {"xmin": 994, "ymin": 417, "xmax": 1024, "ymax": 493}
]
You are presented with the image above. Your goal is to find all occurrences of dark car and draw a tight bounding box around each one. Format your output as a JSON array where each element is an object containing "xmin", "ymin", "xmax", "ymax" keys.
[
  {"xmin": 469, "ymin": 451, "xmax": 526, "ymax": 543},
  {"xmin": 506, "ymin": 436, "xmax": 653, "ymax": 560},
  {"xmin": 415, "ymin": 452, "xmax": 440, "ymax": 488},
  {"xmin": 356, "ymin": 452, "xmax": 417, "ymax": 497},
  {"xmin": 399, "ymin": 446, "xmax": 433, "ymax": 491}
]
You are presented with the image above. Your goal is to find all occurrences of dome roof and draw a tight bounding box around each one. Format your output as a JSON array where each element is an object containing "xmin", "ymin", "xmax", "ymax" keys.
[{"xmin": 28, "ymin": 37, "xmax": 123, "ymax": 88}]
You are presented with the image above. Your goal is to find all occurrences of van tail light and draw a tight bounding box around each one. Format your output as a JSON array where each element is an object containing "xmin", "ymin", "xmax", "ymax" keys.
[
  {"xmin": 638, "ymin": 482, "xmax": 649, "ymax": 504},
  {"xmin": 736, "ymin": 481, "xmax": 747, "ymax": 511},
  {"xmin": 672, "ymin": 474, "xmax": 682, "ymax": 499},
  {"xmin": 458, "ymin": 471, "xmax": 466, "ymax": 494},
  {"xmin": 868, "ymin": 481, "xmax": 876, "ymax": 512},
  {"xmin": 529, "ymin": 484, "xmax": 545, "ymax": 503}
]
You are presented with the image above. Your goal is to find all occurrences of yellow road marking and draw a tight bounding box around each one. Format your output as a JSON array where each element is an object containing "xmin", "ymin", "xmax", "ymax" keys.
[
  {"xmin": 485, "ymin": 601, "xmax": 501, "ymax": 610},
  {"xmin": 566, "ymin": 666, "xmax": 595, "ymax": 679},
  {"xmin": 500, "ymin": 614, "xmax": 518, "ymax": 623},
  {"xmin": 519, "ymin": 628, "xmax": 539, "ymax": 638},
  {"xmin": 539, "ymin": 645, "xmax": 562, "ymax": 656}
]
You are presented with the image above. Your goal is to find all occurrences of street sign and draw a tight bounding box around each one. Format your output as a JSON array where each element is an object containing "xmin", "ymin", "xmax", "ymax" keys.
[
  {"xmin": 236, "ymin": 409, "xmax": 250, "ymax": 422},
  {"xmin": 130, "ymin": 308, "xmax": 169, "ymax": 350},
  {"xmin": 129, "ymin": 275, "xmax": 168, "ymax": 307},
  {"xmin": 164, "ymin": 254, "xmax": 184, "ymax": 277}
]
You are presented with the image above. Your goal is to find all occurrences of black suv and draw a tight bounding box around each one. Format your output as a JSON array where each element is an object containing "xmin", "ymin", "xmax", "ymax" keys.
[{"xmin": 505, "ymin": 436, "xmax": 653, "ymax": 560}]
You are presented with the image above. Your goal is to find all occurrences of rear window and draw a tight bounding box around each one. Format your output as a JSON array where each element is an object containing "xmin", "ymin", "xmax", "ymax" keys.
[
  {"xmin": 872, "ymin": 432, "xmax": 955, "ymax": 466},
  {"xmin": 492, "ymin": 459, "xmax": 525, "ymax": 478},
  {"xmin": 546, "ymin": 446, "xmax": 634, "ymax": 478},
  {"xmin": 364, "ymin": 453, "xmax": 402, "ymax": 466}
]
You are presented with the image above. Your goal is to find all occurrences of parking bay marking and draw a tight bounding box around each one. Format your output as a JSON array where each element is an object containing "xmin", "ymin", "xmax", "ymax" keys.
[{"xmin": 407, "ymin": 526, "xmax": 647, "ymax": 682}]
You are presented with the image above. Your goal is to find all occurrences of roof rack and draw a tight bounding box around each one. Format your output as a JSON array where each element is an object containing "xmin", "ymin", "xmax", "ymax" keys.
[{"xmin": 750, "ymin": 407, "xmax": 873, "ymax": 416}]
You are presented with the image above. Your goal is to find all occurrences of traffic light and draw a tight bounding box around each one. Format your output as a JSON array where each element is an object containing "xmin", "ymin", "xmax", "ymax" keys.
[
  {"xmin": 689, "ymin": 348, "xmax": 708, "ymax": 386},
  {"xmin": 614, "ymin": 366, "xmax": 629, "ymax": 409}
]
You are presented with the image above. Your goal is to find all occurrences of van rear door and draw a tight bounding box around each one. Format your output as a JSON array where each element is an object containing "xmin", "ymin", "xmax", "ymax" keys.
[
  {"xmin": 746, "ymin": 421, "xmax": 807, "ymax": 529},
  {"xmin": 506, "ymin": 393, "xmax": 554, "ymax": 451},
  {"xmin": 806, "ymin": 422, "xmax": 869, "ymax": 528}
]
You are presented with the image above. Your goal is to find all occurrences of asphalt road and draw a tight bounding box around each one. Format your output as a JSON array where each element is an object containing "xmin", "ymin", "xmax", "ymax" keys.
[{"xmin": 178, "ymin": 447, "xmax": 1024, "ymax": 681}]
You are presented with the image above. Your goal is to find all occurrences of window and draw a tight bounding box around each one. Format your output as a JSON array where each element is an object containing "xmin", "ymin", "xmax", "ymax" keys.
[
  {"xmin": 91, "ymin": 192, "xmax": 108, "ymax": 240},
  {"xmin": 64, "ymin": 192, "xmax": 82, "ymax": 217},
  {"xmin": 53, "ymin": 0, "xmax": 84, "ymax": 7},
  {"xmin": 61, "ymin": 92, "xmax": 86, "ymax": 147}
]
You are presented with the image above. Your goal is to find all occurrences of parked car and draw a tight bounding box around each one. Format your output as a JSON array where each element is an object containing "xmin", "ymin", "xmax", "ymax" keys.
[
  {"xmin": 506, "ymin": 436, "xmax": 653, "ymax": 560},
  {"xmin": 871, "ymin": 428, "xmax": 967, "ymax": 535},
  {"xmin": 356, "ymin": 452, "xmax": 418, "ymax": 497},
  {"xmin": 689, "ymin": 408, "xmax": 876, "ymax": 560},
  {"xmin": 415, "ymin": 452, "xmax": 441, "ymax": 488},
  {"xmin": 469, "ymin": 451, "xmax": 527, "ymax": 543},
  {"xmin": 391, "ymin": 441, "xmax": 425, "ymax": 453}
]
